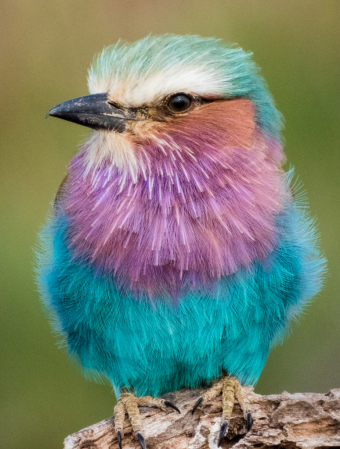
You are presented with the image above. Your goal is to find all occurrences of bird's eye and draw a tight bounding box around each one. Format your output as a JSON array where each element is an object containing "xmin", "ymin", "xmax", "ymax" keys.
[{"xmin": 167, "ymin": 94, "xmax": 192, "ymax": 113}]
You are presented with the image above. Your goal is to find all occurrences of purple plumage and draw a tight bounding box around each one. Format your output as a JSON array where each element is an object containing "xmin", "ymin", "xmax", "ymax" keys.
[{"xmin": 64, "ymin": 100, "xmax": 286, "ymax": 299}]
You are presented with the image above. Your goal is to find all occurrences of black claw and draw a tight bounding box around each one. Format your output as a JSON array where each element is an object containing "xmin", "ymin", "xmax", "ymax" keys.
[
  {"xmin": 217, "ymin": 419, "xmax": 229, "ymax": 447},
  {"xmin": 164, "ymin": 400, "xmax": 181, "ymax": 414},
  {"xmin": 247, "ymin": 412, "xmax": 253, "ymax": 431},
  {"xmin": 116, "ymin": 430, "xmax": 122, "ymax": 449},
  {"xmin": 192, "ymin": 397, "xmax": 203, "ymax": 415},
  {"xmin": 137, "ymin": 432, "xmax": 147, "ymax": 449}
]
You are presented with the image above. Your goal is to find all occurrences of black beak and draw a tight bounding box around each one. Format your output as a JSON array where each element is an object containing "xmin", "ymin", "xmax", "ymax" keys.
[{"xmin": 47, "ymin": 93, "xmax": 131, "ymax": 132}]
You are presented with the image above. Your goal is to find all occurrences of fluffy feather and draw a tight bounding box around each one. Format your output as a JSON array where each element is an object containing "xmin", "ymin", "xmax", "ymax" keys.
[
  {"xmin": 38, "ymin": 34, "xmax": 326, "ymax": 399},
  {"xmin": 88, "ymin": 35, "xmax": 283, "ymax": 140},
  {"xmin": 38, "ymin": 184, "xmax": 325, "ymax": 397},
  {"xmin": 61, "ymin": 126, "xmax": 286, "ymax": 297}
]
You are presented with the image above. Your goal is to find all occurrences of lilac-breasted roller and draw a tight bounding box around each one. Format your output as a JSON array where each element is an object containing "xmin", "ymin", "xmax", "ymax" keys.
[{"xmin": 39, "ymin": 35, "xmax": 326, "ymax": 448}]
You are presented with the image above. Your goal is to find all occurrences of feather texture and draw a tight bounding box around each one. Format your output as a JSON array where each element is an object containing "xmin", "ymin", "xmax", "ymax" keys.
[
  {"xmin": 38, "ymin": 34, "xmax": 326, "ymax": 399},
  {"xmin": 38, "ymin": 183, "xmax": 325, "ymax": 398},
  {"xmin": 88, "ymin": 35, "xmax": 282, "ymax": 140},
  {"xmin": 62, "ymin": 124, "xmax": 286, "ymax": 298}
]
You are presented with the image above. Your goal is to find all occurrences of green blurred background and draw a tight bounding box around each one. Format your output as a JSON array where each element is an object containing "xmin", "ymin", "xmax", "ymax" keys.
[{"xmin": 1, "ymin": 1, "xmax": 339, "ymax": 448}]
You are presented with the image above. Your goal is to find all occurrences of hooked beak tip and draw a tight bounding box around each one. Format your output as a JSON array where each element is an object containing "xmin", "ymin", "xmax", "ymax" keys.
[
  {"xmin": 47, "ymin": 104, "xmax": 63, "ymax": 118},
  {"xmin": 46, "ymin": 106, "xmax": 58, "ymax": 119}
]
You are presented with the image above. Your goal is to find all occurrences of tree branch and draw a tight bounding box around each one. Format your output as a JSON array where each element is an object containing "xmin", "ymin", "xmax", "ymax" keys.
[{"xmin": 64, "ymin": 387, "xmax": 340, "ymax": 448}]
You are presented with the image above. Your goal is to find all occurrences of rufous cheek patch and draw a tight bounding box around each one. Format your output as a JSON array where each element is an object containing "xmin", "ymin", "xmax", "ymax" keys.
[{"xmin": 165, "ymin": 99, "xmax": 256, "ymax": 151}]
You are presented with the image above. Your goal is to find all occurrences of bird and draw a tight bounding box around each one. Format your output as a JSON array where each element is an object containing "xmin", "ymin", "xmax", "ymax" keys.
[{"xmin": 39, "ymin": 34, "xmax": 326, "ymax": 448}]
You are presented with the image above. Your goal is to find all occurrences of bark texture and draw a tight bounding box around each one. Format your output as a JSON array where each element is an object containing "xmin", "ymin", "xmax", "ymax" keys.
[{"xmin": 64, "ymin": 387, "xmax": 340, "ymax": 449}]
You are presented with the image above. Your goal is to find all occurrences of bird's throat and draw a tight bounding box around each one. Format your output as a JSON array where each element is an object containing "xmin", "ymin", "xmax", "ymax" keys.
[{"xmin": 62, "ymin": 130, "xmax": 287, "ymax": 300}]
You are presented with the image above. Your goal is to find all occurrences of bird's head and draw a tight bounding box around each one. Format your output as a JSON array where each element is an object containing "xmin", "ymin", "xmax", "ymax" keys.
[{"xmin": 48, "ymin": 35, "xmax": 284, "ymax": 178}]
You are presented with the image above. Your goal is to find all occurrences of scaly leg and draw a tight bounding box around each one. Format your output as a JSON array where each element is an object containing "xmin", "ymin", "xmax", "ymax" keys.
[
  {"xmin": 192, "ymin": 376, "xmax": 253, "ymax": 447},
  {"xmin": 114, "ymin": 391, "xmax": 180, "ymax": 449}
]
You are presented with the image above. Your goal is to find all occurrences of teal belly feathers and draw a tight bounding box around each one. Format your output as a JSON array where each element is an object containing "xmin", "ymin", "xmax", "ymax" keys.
[{"xmin": 38, "ymin": 200, "xmax": 325, "ymax": 398}]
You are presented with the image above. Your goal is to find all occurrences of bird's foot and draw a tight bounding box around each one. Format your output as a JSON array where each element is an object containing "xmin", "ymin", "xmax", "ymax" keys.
[
  {"xmin": 192, "ymin": 376, "xmax": 253, "ymax": 447},
  {"xmin": 114, "ymin": 391, "xmax": 180, "ymax": 449}
]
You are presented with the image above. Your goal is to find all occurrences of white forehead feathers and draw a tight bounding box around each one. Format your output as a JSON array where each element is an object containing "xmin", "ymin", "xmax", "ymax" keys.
[{"xmin": 87, "ymin": 35, "xmax": 235, "ymax": 107}]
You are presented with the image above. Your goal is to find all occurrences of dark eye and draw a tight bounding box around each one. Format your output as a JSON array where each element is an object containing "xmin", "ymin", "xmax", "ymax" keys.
[{"xmin": 167, "ymin": 94, "xmax": 192, "ymax": 113}]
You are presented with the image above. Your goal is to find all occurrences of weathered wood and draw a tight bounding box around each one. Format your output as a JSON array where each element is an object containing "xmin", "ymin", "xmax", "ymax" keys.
[{"xmin": 64, "ymin": 387, "xmax": 340, "ymax": 449}]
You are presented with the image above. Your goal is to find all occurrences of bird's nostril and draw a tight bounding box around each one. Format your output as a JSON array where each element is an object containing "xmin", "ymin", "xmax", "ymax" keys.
[{"xmin": 108, "ymin": 101, "xmax": 122, "ymax": 109}]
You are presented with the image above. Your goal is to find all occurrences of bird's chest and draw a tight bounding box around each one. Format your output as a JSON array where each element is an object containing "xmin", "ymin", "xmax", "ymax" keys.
[{"xmin": 62, "ymin": 148, "xmax": 283, "ymax": 298}]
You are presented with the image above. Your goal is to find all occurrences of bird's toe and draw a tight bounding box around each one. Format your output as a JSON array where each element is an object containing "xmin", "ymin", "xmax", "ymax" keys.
[
  {"xmin": 247, "ymin": 412, "xmax": 253, "ymax": 431},
  {"xmin": 192, "ymin": 397, "xmax": 204, "ymax": 414},
  {"xmin": 164, "ymin": 400, "xmax": 181, "ymax": 414},
  {"xmin": 217, "ymin": 419, "xmax": 229, "ymax": 447},
  {"xmin": 116, "ymin": 430, "xmax": 122, "ymax": 449},
  {"xmin": 137, "ymin": 432, "xmax": 147, "ymax": 449}
]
